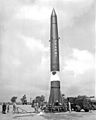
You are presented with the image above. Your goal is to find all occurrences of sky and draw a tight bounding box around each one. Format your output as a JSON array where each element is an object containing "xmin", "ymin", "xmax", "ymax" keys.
[{"xmin": 0, "ymin": 0, "xmax": 95, "ymax": 102}]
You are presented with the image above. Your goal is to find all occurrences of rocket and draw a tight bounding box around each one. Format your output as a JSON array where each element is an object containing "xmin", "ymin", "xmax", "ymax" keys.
[
  {"xmin": 50, "ymin": 8, "xmax": 60, "ymax": 73},
  {"xmin": 48, "ymin": 9, "xmax": 62, "ymax": 105}
]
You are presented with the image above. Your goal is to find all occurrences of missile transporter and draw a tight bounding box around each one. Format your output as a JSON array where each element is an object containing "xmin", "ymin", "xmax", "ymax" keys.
[{"xmin": 67, "ymin": 96, "xmax": 95, "ymax": 112}]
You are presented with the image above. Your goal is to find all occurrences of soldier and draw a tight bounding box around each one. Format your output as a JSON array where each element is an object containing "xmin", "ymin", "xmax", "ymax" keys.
[
  {"xmin": 68, "ymin": 101, "xmax": 71, "ymax": 113},
  {"xmin": 2, "ymin": 103, "xmax": 6, "ymax": 114}
]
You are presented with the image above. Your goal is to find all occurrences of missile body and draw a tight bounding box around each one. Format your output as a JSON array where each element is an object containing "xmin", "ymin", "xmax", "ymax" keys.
[
  {"xmin": 49, "ymin": 9, "xmax": 62, "ymax": 105},
  {"xmin": 50, "ymin": 9, "xmax": 60, "ymax": 72}
]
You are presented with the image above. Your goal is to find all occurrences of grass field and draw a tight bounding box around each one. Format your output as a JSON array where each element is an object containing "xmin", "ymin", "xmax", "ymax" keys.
[{"xmin": 0, "ymin": 105, "xmax": 96, "ymax": 120}]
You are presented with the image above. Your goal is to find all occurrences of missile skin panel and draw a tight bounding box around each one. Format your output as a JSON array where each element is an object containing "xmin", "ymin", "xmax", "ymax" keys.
[{"xmin": 50, "ymin": 9, "xmax": 60, "ymax": 72}]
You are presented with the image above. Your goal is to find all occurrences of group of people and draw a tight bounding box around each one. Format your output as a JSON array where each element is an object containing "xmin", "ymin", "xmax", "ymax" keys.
[
  {"xmin": 32, "ymin": 101, "xmax": 72, "ymax": 113},
  {"xmin": 2, "ymin": 102, "xmax": 17, "ymax": 114},
  {"xmin": 2, "ymin": 103, "xmax": 9, "ymax": 114},
  {"xmin": 33, "ymin": 102, "xmax": 40, "ymax": 113}
]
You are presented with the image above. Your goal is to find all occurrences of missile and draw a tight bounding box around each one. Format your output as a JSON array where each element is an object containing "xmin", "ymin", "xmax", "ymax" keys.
[
  {"xmin": 48, "ymin": 9, "xmax": 62, "ymax": 106},
  {"xmin": 50, "ymin": 8, "xmax": 60, "ymax": 73}
]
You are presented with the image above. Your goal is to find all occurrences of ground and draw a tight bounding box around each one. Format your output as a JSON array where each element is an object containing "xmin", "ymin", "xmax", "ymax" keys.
[{"xmin": 0, "ymin": 105, "xmax": 96, "ymax": 120}]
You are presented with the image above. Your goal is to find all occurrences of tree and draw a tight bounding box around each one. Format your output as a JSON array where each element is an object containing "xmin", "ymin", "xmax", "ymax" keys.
[
  {"xmin": 35, "ymin": 95, "xmax": 45, "ymax": 103},
  {"xmin": 32, "ymin": 95, "xmax": 45, "ymax": 107},
  {"xmin": 35, "ymin": 96, "xmax": 41, "ymax": 105},
  {"xmin": 40, "ymin": 95, "xmax": 45, "ymax": 102},
  {"xmin": 11, "ymin": 96, "xmax": 17, "ymax": 103},
  {"xmin": 21, "ymin": 95, "xmax": 27, "ymax": 105}
]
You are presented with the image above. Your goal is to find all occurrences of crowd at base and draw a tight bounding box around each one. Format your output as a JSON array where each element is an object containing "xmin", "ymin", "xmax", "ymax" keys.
[
  {"xmin": 41, "ymin": 101, "xmax": 72, "ymax": 113},
  {"xmin": 31, "ymin": 100, "xmax": 72, "ymax": 113}
]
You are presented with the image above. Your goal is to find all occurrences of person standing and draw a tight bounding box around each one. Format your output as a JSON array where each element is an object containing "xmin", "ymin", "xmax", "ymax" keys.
[
  {"xmin": 68, "ymin": 101, "xmax": 71, "ymax": 113},
  {"xmin": 7, "ymin": 103, "xmax": 10, "ymax": 113},
  {"xmin": 13, "ymin": 102, "xmax": 17, "ymax": 113},
  {"xmin": 34, "ymin": 102, "xmax": 39, "ymax": 113},
  {"xmin": 2, "ymin": 103, "xmax": 6, "ymax": 114}
]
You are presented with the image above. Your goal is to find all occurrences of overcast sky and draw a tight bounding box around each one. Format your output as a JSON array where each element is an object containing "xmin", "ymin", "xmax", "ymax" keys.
[{"xmin": 0, "ymin": 0, "xmax": 95, "ymax": 102}]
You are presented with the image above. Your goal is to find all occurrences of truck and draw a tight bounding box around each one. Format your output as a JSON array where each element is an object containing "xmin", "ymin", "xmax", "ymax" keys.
[{"xmin": 67, "ymin": 96, "xmax": 93, "ymax": 112}]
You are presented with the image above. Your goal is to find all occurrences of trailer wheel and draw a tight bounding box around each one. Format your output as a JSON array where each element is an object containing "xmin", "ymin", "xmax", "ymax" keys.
[{"xmin": 84, "ymin": 109, "xmax": 89, "ymax": 112}]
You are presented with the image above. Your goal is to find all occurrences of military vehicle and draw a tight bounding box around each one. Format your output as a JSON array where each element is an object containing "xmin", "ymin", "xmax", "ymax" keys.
[
  {"xmin": 90, "ymin": 98, "xmax": 96, "ymax": 110},
  {"xmin": 67, "ymin": 96, "xmax": 94, "ymax": 112}
]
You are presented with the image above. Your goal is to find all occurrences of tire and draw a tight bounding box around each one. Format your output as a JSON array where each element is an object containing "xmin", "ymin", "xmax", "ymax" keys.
[{"xmin": 84, "ymin": 109, "xmax": 89, "ymax": 112}]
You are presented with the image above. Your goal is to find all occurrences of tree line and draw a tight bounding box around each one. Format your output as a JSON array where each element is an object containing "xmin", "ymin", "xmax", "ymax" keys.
[{"xmin": 10, "ymin": 94, "xmax": 45, "ymax": 105}]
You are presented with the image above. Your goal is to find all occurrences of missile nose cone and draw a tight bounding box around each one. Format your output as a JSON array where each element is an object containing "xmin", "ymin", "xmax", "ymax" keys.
[
  {"xmin": 51, "ymin": 8, "xmax": 57, "ymax": 24},
  {"xmin": 51, "ymin": 8, "xmax": 56, "ymax": 16}
]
